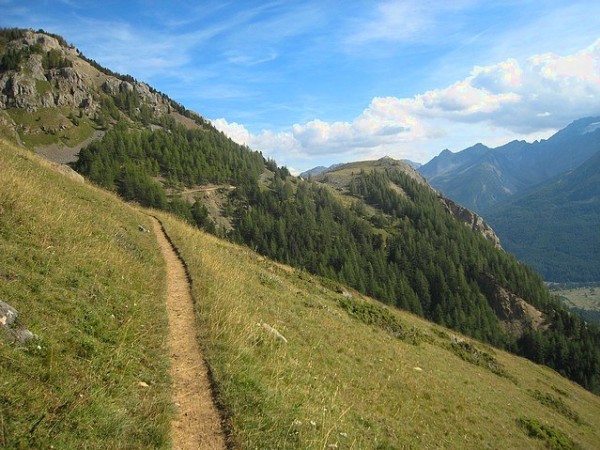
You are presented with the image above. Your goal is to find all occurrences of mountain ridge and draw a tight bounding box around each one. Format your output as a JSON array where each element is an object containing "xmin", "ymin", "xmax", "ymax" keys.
[{"xmin": 419, "ymin": 117, "xmax": 600, "ymax": 213}]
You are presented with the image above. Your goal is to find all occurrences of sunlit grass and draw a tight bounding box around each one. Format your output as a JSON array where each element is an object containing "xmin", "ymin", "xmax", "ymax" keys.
[
  {"xmin": 159, "ymin": 212, "xmax": 600, "ymax": 449},
  {"xmin": 0, "ymin": 140, "xmax": 171, "ymax": 449},
  {"xmin": 2, "ymin": 135, "xmax": 600, "ymax": 449}
]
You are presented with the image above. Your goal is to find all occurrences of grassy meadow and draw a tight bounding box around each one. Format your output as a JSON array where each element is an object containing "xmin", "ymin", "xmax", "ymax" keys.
[
  {"xmin": 3, "ymin": 135, "xmax": 600, "ymax": 449},
  {"xmin": 0, "ymin": 140, "xmax": 171, "ymax": 449},
  {"xmin": 158, "ymin": 212, "xmax": 600, "ymax": 449},
  {"xmin": 554, "ymin": 285, "xmax": 600, "ymax": 312}
]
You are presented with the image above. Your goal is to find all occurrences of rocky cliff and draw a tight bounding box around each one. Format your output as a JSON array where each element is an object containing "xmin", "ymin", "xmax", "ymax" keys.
[
  {"xmin": 440, "ymin": 197, "xmax": 502, "ymax": 249},
  {"xmin": 0, "ymin": 29, "xmax": 203, "ymax": 160},
  {"xmin": 0, "ymin": 30, "xmax": 171, "ymax": 113}
]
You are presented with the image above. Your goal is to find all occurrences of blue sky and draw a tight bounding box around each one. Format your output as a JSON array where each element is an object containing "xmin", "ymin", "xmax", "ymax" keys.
[{"xmin": 2, "ymin": 1, "xmax": 600, "ymax": 172}]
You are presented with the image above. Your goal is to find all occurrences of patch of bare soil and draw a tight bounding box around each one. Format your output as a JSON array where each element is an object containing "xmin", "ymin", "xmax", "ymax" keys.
[{"xmin": 152, "ymin": 218, "xmax": 226, "ymax": 450}]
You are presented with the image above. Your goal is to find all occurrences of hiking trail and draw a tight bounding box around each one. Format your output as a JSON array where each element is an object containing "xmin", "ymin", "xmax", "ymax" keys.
[{"xmin": 152, "ymin": 217, "xmax": 226, "ymax": 450}]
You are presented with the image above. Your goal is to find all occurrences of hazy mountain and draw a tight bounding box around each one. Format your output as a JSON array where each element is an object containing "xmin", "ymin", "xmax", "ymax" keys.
[
  {"xmin": 419, "ymin": 118, "xmax": 600, "ymax": 213},
  {"xmin": 486, "ymin": 149, "xmax": 600, "ymax": 282},
  {"xmin": 299, "ymin": 163, "xmax": 343, "ymax": 178}
]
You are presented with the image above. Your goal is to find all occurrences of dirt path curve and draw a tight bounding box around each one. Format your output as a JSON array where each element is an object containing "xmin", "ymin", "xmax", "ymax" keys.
[{"xmin": 152, "ymin": 217, "xmax": 226, "ymax": 450}]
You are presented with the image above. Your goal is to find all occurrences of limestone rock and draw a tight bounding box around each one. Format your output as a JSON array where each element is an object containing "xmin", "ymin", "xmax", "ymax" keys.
[
  {"xmin": 479, "ymin": 274, "xmax": 546, "ymax": 336},
  {"xmin": 0, "ymin": 300, "xmax": 38, "ymax": 344},
  {"xmin": 0, "ymin": 301, "xmax": 18, "ymax": 328},
  {"xmin": 24, "ymin": 53, "xmax": 46, "ymax": 81},
  {"xmin": 440, "ymin": 197, "xmax": 502, "ymax": 248}
]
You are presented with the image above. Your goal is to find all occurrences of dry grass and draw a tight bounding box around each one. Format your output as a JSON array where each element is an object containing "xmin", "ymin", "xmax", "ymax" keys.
[
  {"xmin": 555, "ymin": 286, "xmax": 600, "ymax": 311},
  {"xmin": 3, "ymin": 135, "xmax": 600, "ymax": 449},
  {"xmin": 0, "ymin": 140, "xmax": 171, "ymax": 448},
  {"xmin": 158, "ymin": 212, "xmax": 600, "ymax": 449}
]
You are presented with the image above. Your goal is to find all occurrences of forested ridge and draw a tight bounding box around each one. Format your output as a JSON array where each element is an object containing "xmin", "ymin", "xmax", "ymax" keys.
[{"xmin": 74, "ymin": 123, "xmax": 600, "ymax": 394}]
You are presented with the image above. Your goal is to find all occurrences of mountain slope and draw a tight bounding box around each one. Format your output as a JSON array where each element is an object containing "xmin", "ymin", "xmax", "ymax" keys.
[
  {"xmin": 158, "ymin": 210, "xmax": 600, "ymax": 449},
  {"xmin": 0, "ymin": 139, "xmax": 171, "ymax": 448},
  {"xmin": 0, "ymin": 28, "xmax": 208, "ymax": 158},
  {"xmin": 486, "ymin": 150, "xmax": 600, "ymax": 282},
  {"xmin": 4, "ymin": 135, "xmax": 600, "ymax": 448},
  {"xmin": 419, "ymin": 118, "xmax": 600, "ymax": 213},
  {"xmin": 3, "ymin": 28, "xmax": 600, "ymax": 394}
]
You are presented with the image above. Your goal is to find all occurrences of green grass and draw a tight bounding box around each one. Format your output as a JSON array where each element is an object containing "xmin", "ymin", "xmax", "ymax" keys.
[
  {"xmin": 530, "ymin": 390, "xmax": 582, "ymax": 423},
  {"xmin": 518, "ymin": 417, "xmax": 581, "ymax": 450},
  {"xmin": 6, "ymin": 107, "xmax": 95, "ymax": 149},
  {"xmin": 35, "ymin": 79, "xmax": 52, "ymax": 96},
  {"xmin": 3, "ymin": 135, "xmax": 600, "ymax": 449},
  {"xmin": 554, "ymin": 286, "xmax": 600, "ymax": 311},
  {"xmin": 158, "ymin": 212, "xmax": 600, "ymax": 449},
  {"xmin": 0, "ymin": 140, "xmax": 171, "ymax": 449}
]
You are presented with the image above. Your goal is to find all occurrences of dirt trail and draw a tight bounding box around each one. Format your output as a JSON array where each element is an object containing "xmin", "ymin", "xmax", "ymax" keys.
[{"xmin": 152, "ymin": 217, "xmax": 226, "ymax": 450}]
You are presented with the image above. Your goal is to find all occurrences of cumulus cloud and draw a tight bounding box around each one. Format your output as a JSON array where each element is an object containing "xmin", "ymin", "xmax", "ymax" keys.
[{"xmin": 214, "ymin": 39, "xmax": 600, "ymax": 168}]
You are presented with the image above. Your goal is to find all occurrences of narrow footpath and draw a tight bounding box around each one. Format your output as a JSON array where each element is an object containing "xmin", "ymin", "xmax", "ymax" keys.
[{"xmin": 152, "ymin": 218, "xmax": 226, "ymax": 450}]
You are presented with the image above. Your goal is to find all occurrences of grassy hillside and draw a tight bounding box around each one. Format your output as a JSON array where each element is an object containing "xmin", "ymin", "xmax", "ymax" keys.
[
  {"xmin": 158, "ymin": 211, "xmax": 600, "ymax": 450},
  {"xmin": 3, "ymin": 137, "xmax": 600, "ymax": 449},
  {"xmin": 0, "ymin": 140, "xmax": 171, "ymax": 449}
]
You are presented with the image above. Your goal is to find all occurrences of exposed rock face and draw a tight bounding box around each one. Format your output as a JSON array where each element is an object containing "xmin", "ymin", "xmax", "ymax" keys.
[
  {"xmin": 2, "ymin": 73, "xmax": 38, "ymax": 110},
  {"xmin": 0, "ymin": 30, "xmax": 171, "ymax": 115},
  {"xmin": 440, "ymin": 197, "xmax": 502, "ymax": 248},
  {"xmin": 479, "ymin": 275, "xmax": 546, "ymax": 337}
]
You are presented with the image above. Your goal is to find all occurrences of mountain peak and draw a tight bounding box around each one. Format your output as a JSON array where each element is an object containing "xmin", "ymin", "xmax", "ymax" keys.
[{"xmin": 0, "ymin": 28, "xmax": 211, "ymax": 161}]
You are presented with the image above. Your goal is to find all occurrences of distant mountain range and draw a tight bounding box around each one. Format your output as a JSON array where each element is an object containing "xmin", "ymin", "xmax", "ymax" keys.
[
  {"xmin": 419, "ymin": 117, "xmax": 600, "ymax": 213},
  {"xmin": 418, "ymin": 117, "xmax": 600, "ymax": 282},
  {"xmin": 485, "ymin": 148, "xmax": 600, "ymax": 282}
]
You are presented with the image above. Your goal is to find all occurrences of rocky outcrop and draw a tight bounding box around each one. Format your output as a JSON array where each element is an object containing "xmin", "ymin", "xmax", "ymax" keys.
[
  {"xmin": 49, "ymin": 66, "xmax": 93, "ymax": 108},
  {"xmin": 0, "ymin": 30, "xmax": 172, "ymax": 115},
  {"xmin": 0, "ymin": 300, "xmax": 38, "ymax": 344},
  {"xmin": 479, "ymin": 275, "xmax": 546, "ymax": 337},
  {"xmin": 440, "ymin": 197, "xmax": 502, "ymax": 248},
  {"xmin": 1, "ymin": 73, "xmax": 38, "ymax": 110}
]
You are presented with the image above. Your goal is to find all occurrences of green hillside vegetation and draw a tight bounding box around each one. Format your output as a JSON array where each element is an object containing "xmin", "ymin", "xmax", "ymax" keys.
[
  {"xmin": 156, "ymin": 211, "xmax": 600, "ymax": 449},
  {"xmin": 486, "ymin": 150, "xmax": 600, "ymax": 283},
  {"xmin": 0, "ymin": 140, "xmax": 171, "ymax": 448},
  {"xmin": 73, "ymin": 121, "xmax": 600, "ymax": 394},
  {"xmin": 3, "ymin": 130, "xmax": 600, "ymax": 449},
  {"xmin": 73, "ymin": 121, "xmax": 268, "ymax": 212},
  {"xmin": 3, "ymin": 28, "xmax": 600, "ymax": 395}
]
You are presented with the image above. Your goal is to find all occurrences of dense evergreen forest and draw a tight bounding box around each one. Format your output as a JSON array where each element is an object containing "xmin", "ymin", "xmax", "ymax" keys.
[{"xmin": 73, "ymin": 114, "xmax": 600, "ymax": 394}]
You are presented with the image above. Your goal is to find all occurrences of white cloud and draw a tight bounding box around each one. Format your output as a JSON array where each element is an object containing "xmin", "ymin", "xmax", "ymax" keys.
[{"xmin": 213, "ymin": 39, "xmax": 600, "ymax": 168}]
